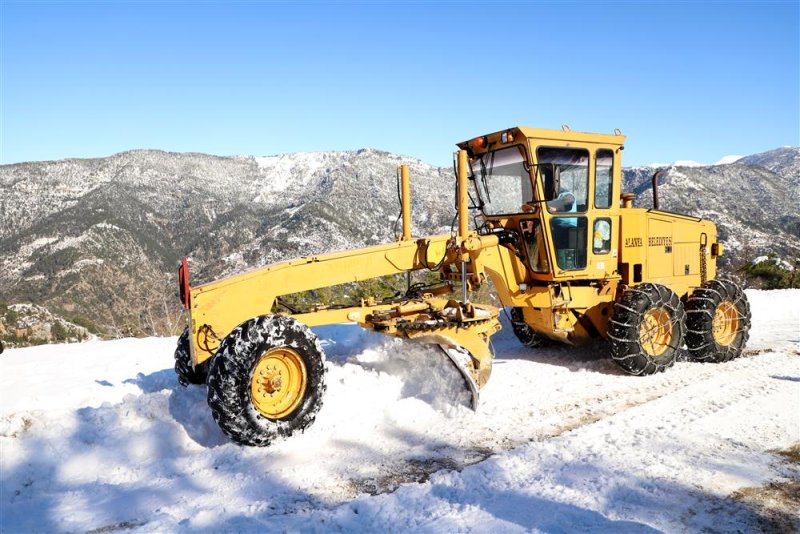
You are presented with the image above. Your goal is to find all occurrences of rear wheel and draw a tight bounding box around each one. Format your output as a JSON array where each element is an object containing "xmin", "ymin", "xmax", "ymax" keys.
[
  {"xmin": 207, "ymin": 315, "xmax": 326, "ymax": 447},
  {"xmin": 608, "ymin": 283, "xmax": 686, "ymax": 375},
  {"xmin": 685, "ymin": 280, "xmax": 751, "ymax": 363},
  {"xmin": 174, "ymin": 327, "xmax": 208, "ymax": 386},
  {"xmin": 509, "ymin": 307, "xmax": 547, "ymax": 348}
]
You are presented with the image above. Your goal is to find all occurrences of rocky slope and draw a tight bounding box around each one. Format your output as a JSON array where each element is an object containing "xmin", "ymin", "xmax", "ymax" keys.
[
  {"xmin": 0, "ymin": 149, "xmax": 453, "ymax": 335},
  {"xmin": 0, "ymin": 303, "xmax": 90, "ymax": 348},
  {"xmin": 0, "ymin": 146, "xmax": 797, "ymax": 336}
]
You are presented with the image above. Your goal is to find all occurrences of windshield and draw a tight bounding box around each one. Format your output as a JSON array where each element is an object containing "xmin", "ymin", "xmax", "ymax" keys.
[{"xmin": 470, "ymin": 146, "xmax": 532, "ymax": 215}]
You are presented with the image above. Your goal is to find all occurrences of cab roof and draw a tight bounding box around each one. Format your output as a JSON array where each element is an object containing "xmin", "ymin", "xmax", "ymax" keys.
[{"xmin": 457, "ymin": 126, "xmax": 626, "ymax": 149}]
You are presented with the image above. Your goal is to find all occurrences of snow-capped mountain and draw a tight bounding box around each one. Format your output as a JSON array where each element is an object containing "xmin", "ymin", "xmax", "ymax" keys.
[
  {"xmin": 738, "ymin": 146, "xmax": 800, "ymax": 178},
  {"xmin": 671, "ymin": 160, "xmax": 705, "ymax": 167},
  {"xmin": 0, "ymin": 146, "xmax": 797, "ymax": 336},
  {"xmin": 714, "ymin": 155, "xmax": 743, "ymax": 165}
]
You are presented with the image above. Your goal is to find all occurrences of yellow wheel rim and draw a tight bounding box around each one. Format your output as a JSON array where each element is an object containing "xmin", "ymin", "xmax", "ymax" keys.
[
  {"xmin": 640, "ymin": 307, "xmax": 673, "ymax": 357},
  {"xmin": 250, "ymin": 348, "xmax": 307, "ymax": 419},
  {"xmin": 712, "ymin": 300, "xmax": 739, "ymax": 346}
]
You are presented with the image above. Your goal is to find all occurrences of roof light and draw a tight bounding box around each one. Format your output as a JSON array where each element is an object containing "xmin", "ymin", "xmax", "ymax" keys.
[{"xmin": 470, "ymin": 136, "xmax": 487, "ymax": 149}]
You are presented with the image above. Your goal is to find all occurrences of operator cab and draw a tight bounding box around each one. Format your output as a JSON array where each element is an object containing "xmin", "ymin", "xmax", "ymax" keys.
[{"xmin": 458, "ymin": 126, "xmax": 624, "ymax": 282}]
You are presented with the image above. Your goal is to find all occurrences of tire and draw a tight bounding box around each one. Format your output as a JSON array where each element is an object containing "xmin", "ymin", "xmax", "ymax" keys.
[
  {"xmin": 206, "ymin": 315, "xmax": 326, "ymax": 447},
  {"xmin": 174, "ymin": 327, "xmax": 208, "ymax": 386},
  {"xmin": 608, "ymin": 283, "xmax": 686, "ymax": 375},
  {"xmin": 509, "ymin": 307, "xmax": 547, "ymax": 348},
  {"xmin": 685, "ymin": 279, "xmax": 751, "ymax": 363}
]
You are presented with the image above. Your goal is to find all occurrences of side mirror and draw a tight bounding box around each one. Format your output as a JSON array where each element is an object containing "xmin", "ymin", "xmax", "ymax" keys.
[{"xmin": 541, "ymin": 163, "xmax": 560, "ymax": 201}]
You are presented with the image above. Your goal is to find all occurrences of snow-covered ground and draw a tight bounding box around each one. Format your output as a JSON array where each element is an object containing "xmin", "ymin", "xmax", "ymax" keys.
[{"xmin": 1, "ymin": 290, "xmax": 798, "ymax": 532}]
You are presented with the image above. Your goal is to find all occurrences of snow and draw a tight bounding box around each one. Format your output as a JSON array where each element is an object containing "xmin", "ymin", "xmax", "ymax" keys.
[
  {"xmin": 752, "ymin": 255, "xmax": 795, "ymax": 271},
  {"xmin": 26, "ymin": 236, "xmax": 59, "ymax": 250},
  {"xmin": 252, "ymin": 153, "xmax": 328, "ymax": 197},
  {"xmin": 672, "ymin": 160, "xmax": 705, "ymax": 167},
  {"xmin": 1, "ymin": 290, "xmax": 798, "ymax": 532},
  {"xmin": 94, "ymin": 222, "xmax": 122, "ymax": 231},
  {"xmin": 59, "ymin": 257, "xmax": 105, "ymax": 276},
  {"xmin": 643, "ymin": 160, "xmax": 712, "ymax": 169},
  {"xmin": 715, "ymin": 155, "xmax": 743, "ymax": 165}
]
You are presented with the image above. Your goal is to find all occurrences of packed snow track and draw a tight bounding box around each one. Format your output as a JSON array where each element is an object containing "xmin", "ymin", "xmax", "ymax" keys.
[{"xmin": 1, "ymin": 290, "xmax": 798, "ymax": 532}]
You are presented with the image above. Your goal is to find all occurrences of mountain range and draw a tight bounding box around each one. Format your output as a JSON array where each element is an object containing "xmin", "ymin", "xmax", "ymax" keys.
[{"xmin": 1, "ymin": 145, "xmax": 797, "ymax": 338}]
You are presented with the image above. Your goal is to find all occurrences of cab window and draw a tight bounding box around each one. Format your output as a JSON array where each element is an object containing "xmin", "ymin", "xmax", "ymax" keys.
[
  {"xmin": 593, "ymin": 218, "xmax": 612, "ymax": 254},
  {"xmin": 595, "ymin": 149, "xmax": 614, "ymax": 209},
  {"xmin": 550, "ymin": 216, "xmax": 588, "ymax": 270},
  {"xmin": 537, "ymin": 147, "xmax": 589, "ymax": 213},
  {"xmin": 519, "ymin": 219, "xmax": 549, "ymax": 273}
]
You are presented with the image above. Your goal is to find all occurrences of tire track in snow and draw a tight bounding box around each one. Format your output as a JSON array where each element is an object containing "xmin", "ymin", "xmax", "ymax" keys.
[{"xmin": 348, "ymin": 350, "xmax": 792, "ymax": 498}]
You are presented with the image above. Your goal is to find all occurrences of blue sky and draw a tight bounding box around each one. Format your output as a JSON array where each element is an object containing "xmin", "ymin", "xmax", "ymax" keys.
[{"xmin": 2, "ymin": 1, "xmax": 798, "ymax": 167}]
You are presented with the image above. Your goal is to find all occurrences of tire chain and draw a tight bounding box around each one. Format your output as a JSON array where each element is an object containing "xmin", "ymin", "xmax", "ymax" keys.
[{"xmin": 700, "ymin": 243, "xmax": 708, "ymax": 284}]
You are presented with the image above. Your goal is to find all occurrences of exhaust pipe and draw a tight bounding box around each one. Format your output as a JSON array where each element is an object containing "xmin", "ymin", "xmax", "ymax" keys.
[{"xmin": 652, "ymin": 169, "xmax": 666, "ymax": 210}]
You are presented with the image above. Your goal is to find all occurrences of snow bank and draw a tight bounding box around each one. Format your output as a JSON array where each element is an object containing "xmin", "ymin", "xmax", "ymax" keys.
[{"xmin": 1, "ymin": 290, "xmax": 798, "ymax": 532}]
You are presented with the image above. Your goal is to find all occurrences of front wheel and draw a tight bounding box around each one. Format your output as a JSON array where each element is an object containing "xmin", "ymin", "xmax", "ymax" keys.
[
  {"xmin": 207, "ymin": 315, "xmax": 327, "ymax": 447},
  {"xmin": 509, "ymin": 307, "xmax": 547, "ymax": 348},
  {"xmin": 608, "ymin": 283, "xmax": 686, "ymax": 375},
  {"xmin": 685, "ymin": 280, "xmax": 751, "ymax": 363}
]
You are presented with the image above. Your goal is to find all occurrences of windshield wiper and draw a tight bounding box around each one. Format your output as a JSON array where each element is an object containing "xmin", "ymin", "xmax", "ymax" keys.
[{"xmin": 480, "ymin": 153, "xmax": 492, "ymax": 204}]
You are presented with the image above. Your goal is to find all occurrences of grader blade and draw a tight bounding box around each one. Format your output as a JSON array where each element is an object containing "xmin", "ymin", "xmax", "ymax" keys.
[
  {"xmin": 438, "ymin": 344, "xmax": 481, "ymax": 410},
  {"xmin": 363, "ymin": 297, "xmax": 500, "ymax": 409}
]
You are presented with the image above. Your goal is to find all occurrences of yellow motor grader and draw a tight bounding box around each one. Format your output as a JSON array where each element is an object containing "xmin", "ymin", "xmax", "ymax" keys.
[{"xmin": 174, "ymin": 126, "xmax": 751, "ymax": 446}]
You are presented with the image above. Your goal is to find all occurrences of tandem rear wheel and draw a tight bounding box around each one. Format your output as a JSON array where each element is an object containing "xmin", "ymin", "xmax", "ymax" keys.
[
  {"xmin": 609, "ymin": 283, "xmax": 686, "ymax": 375},
  {"xmin": 685, "ymin": 279, "xmax": 751, "ymax": 362},
  {"xmin": 206, "ymin": 315, "xmax": 327, "ymax": 447},
  {"xmin": 608, "ymin": 280, "xmax": 751, "ymax": 376}
]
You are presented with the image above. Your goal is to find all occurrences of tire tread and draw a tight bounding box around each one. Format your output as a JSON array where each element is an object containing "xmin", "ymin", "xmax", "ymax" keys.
[
  {"xmin": 608, "ymin": 283, "xmax": 686, "ymax": 376},
  {"xmin": 685, "ymin": 279, "xmax": 751, "ymax": 363},
  {"xmin": 174, "ymin": 327, "xmax": 208, "ymax": 386},
  {"xmin": 206, "ymin": 315, "xmax": 327, "ymax": 447}
]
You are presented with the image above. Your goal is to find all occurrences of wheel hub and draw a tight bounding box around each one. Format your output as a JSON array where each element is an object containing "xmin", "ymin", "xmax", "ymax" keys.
[
  {"xmin": 712, "ymin": 300, "xmax": 739, "ymax": 346},
  {"xmin": 260, "ymin": 368, "xmax": 283, "ymax": 395},
  {"xmin": 250, "ymin": 347, "xmax": 307, "ymax": 419},
  {"xmin": 639, "ymin": 307, "xmax": 673, "ymax": 357}
]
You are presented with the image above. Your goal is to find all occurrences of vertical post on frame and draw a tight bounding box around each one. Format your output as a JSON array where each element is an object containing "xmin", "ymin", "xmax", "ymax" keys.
[
  {"xmin": 457, "ymin": 150, "xmax": 470, "ymax": 303},
  {"xmin": 457, "ymin": 150, "xmax": 469, "ymax": 241},
  {"xmin": 400, "ymin": 164, "xmax": 412, "ymax": 241}
]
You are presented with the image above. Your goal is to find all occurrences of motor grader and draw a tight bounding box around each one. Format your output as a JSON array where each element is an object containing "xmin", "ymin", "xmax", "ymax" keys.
[{"xmin": 174, "ymin": 126, "xmax": 751, "ymax": 446}]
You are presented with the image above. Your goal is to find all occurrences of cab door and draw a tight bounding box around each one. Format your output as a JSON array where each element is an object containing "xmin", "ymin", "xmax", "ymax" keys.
[
  {"xmin": 534, "ymin": 145, "xmax": 591, "ymax": 276},
  {"xmin": 589, "ymin": 149, "xmax": 619, "ymax": 278}
]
